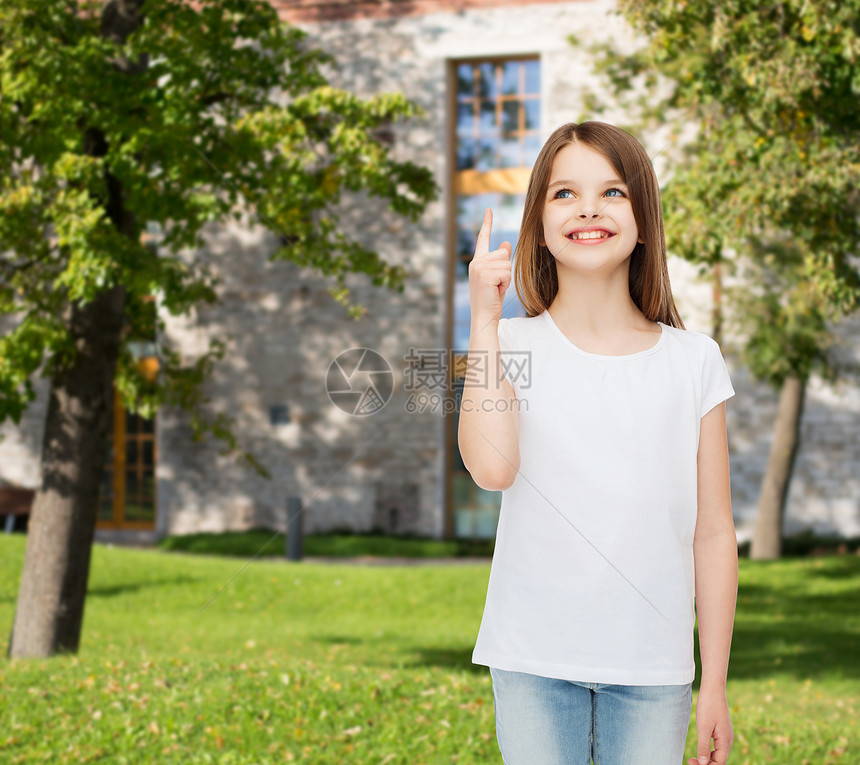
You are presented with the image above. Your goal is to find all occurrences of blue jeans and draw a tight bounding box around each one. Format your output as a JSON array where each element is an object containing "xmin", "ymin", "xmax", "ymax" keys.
[{"xmin": 490, "ymin": 667, "xmax": 692, "ymax": 765}]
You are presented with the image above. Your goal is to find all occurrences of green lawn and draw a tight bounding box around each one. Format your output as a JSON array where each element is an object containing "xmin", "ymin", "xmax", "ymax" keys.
[{"xmin": 0, "ymin": 535, "xmax": 858, "ymax": 764}]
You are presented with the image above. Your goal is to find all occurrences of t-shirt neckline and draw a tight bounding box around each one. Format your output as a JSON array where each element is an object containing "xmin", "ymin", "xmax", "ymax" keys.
[{"xmin": 540, "ymin": 309, "xmax": 666, "ymax": 361}]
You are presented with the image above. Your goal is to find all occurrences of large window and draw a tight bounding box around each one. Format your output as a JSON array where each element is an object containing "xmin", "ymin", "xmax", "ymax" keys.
[
  {"xmin": 451, "ymin": 58, "xmax": 539, "ymax": 350},
  {"xmin": 448, "ymin": 57, "xmax": 538, "ymax": 539}
]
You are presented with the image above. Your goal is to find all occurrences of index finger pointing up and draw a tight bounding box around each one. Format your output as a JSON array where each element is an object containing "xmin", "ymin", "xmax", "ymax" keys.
[{"xmin": 477, "ymin": 208, "xmax": 493, "ymax": 249}]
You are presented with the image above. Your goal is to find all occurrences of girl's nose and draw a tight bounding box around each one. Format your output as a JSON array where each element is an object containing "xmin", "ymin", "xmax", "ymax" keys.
[{"xmin": 577, "ymin": 197, "xmax": 602, "ymax": 218}]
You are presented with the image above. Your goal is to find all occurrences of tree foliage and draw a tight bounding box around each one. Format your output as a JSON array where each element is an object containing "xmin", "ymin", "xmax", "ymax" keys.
[
  {"xmin": 0, "ymin": 0, "xmax": 437, "ymax": 472},
  {"xmin": 576, "ymin": 0, "xmax": 860, "ymax": 385}
]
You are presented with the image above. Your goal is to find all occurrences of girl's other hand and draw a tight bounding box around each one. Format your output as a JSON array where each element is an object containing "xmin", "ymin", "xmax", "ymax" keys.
[
  {"xmin": 468, "ymin": 208, "xmax": 512, "ymax": 329},
  {"xmin": 686, "ymin": 686, "xmax": 734, "ymax": 765}
]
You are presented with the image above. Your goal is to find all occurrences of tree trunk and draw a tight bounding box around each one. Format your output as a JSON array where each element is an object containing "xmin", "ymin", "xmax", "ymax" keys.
[
  {"xmin": 6, "ymin": 0, "xmax": 145, "ymax": 659},
  {"xmin": 750, "ymin": 375, "xmax": 806, "ymax": 560},
  {"xmin": 8, "ymin": 286, "xmax": 127, "ymax": 658}
]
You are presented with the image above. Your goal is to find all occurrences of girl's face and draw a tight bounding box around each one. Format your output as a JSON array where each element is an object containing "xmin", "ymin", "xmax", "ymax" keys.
[{"xmin": 540, "ymin": 141, "xmax": 643, "ymax": 276}]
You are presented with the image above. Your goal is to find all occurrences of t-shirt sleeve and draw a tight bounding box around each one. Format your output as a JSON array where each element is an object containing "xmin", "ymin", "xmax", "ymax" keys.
[{"xmin": 700, "ymin": 335, "xmax": 735, "ymax": 418}]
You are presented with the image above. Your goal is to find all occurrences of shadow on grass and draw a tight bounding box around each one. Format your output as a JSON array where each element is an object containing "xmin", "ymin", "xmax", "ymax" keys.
[
  {"xmin": 315, "ymin": 634, "xmax": 365, "ymax": 646},
  {"xmin": 407, "ymin": 646, "xmax": 487, "ymax": 674},
  {"xmin": 401, "ymin": 560, "xmax": 860, "ymax": 683},
  {"xmin": 311, "ymin": 633, "xmax": 485, "ymax": 674},
  {"xmin": 87, "ymin": 576, "xmax": 199, "ymax": 599},
  {"xmin": 692, "ymin": 564, "xmax": 860, "ymax": 688},
  {"xmin": 0, "ymin": 577, "xmax": 201, "ymax": 606},
  {"xmin": 408, "ymin": 618, "xmax": 860, "ymax": 683}
]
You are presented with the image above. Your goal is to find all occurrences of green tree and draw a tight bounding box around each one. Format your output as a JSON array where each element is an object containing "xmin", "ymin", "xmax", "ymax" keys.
[
  {"xmin": 1, "ymin": 0, "xmax": 436, "ymax": 659},
  {"xmin": 577, "ymin": 0, "xmax": 860, "ymax": 558}
]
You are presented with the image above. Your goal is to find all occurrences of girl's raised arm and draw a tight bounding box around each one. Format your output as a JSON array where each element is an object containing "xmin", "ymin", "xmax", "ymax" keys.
[{"xmin": 457, "ymin": 209, "xmax": 520, "ymax": 491}]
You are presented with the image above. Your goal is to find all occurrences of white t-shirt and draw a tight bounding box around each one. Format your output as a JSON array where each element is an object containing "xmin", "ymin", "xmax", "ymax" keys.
[{"xmin": 471, "ymin": 309, "xmax": 736, "ymax": 686}]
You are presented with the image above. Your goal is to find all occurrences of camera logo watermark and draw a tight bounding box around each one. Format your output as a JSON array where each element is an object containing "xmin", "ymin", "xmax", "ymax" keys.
[
  {"xmin": 325, "ymin": 347, "xmax": 531, "ymax": 416},
  {"xmin": 404, "ymin": 348, "xmax": 530, "ymax": 415},
  {"xmin": 326, "ymin": 348, "xmax": 394, "ymax": 415}
]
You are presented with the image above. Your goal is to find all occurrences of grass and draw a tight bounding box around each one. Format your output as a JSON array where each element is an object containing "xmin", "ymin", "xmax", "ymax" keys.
[{"xmin": 0, "ymin": 535, "xmax": 858, "ymax": 764}]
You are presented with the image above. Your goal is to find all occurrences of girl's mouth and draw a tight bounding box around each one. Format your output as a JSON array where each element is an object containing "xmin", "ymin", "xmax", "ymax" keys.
[{"xmin": 566, "ymin": 230, "xmax": 616, "ymax": 242}]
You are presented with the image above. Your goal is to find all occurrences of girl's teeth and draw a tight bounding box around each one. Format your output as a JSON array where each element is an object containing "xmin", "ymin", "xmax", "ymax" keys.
[{"xmin": 570, "ymin": 231, "xmax": 610, "ymax": 240}]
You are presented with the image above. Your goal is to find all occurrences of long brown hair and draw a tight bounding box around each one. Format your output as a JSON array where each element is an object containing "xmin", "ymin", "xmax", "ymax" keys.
[{"xmin": 512, "ymin": 121, "xmax": 684, "ymax": 328}]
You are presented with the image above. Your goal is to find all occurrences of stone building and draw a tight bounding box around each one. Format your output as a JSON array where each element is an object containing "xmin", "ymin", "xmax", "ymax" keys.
[{"xmin": 1, "ymin": 0, "xmax": 858, "ymax": 545}]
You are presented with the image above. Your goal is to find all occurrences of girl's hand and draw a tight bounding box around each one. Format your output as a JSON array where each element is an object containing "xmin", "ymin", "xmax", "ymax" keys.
[
  {"xmin": 468, "ymin": 208, "xmax": 512, "ymax": 329},
  {"xmin": 687, "ymin": 687, "xmax": 734, "ymax": 765}
]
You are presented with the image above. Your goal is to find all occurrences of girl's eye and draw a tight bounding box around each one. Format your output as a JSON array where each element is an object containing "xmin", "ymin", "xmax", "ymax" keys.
[{"xmin": 551, "ymin": 187, "xmax": 626, "ymax": 200}]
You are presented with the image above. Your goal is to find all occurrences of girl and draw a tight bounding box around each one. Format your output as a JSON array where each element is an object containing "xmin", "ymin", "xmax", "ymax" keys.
[{"xmin": 458, "ymin": 121, "xmax": 737, "ymax": 765}]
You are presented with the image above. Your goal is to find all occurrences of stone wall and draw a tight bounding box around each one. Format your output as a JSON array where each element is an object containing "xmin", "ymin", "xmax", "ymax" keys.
[{"xmin": 157, "ymin": 214, "xmax": 448, "ymax": 538}]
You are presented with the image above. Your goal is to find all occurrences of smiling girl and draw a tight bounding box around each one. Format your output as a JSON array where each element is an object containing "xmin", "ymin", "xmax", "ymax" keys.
[{"xmin": 459, "ymin": 122, "xmax": 738, "ymax": 765}]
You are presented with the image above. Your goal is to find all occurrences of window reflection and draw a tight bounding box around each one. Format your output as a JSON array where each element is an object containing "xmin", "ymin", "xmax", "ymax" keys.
[
  {"xmin": 455, "ymin": 59, "xmax": 541, "ymax": 171},
  {"xmin": 454, "ymin": 192, "xmax": 527, "ymax": 351}
]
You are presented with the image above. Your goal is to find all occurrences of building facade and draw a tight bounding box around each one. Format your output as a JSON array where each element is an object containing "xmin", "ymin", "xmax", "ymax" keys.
[{"xmin": 1, "ymin": 0, "xmax": 858, "ymax": 545}]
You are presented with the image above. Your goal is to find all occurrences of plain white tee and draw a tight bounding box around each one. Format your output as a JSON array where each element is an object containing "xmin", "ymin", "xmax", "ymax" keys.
[{"xmin": 471, "ymin": 309, "xmax": 736, "ymax": 685}]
